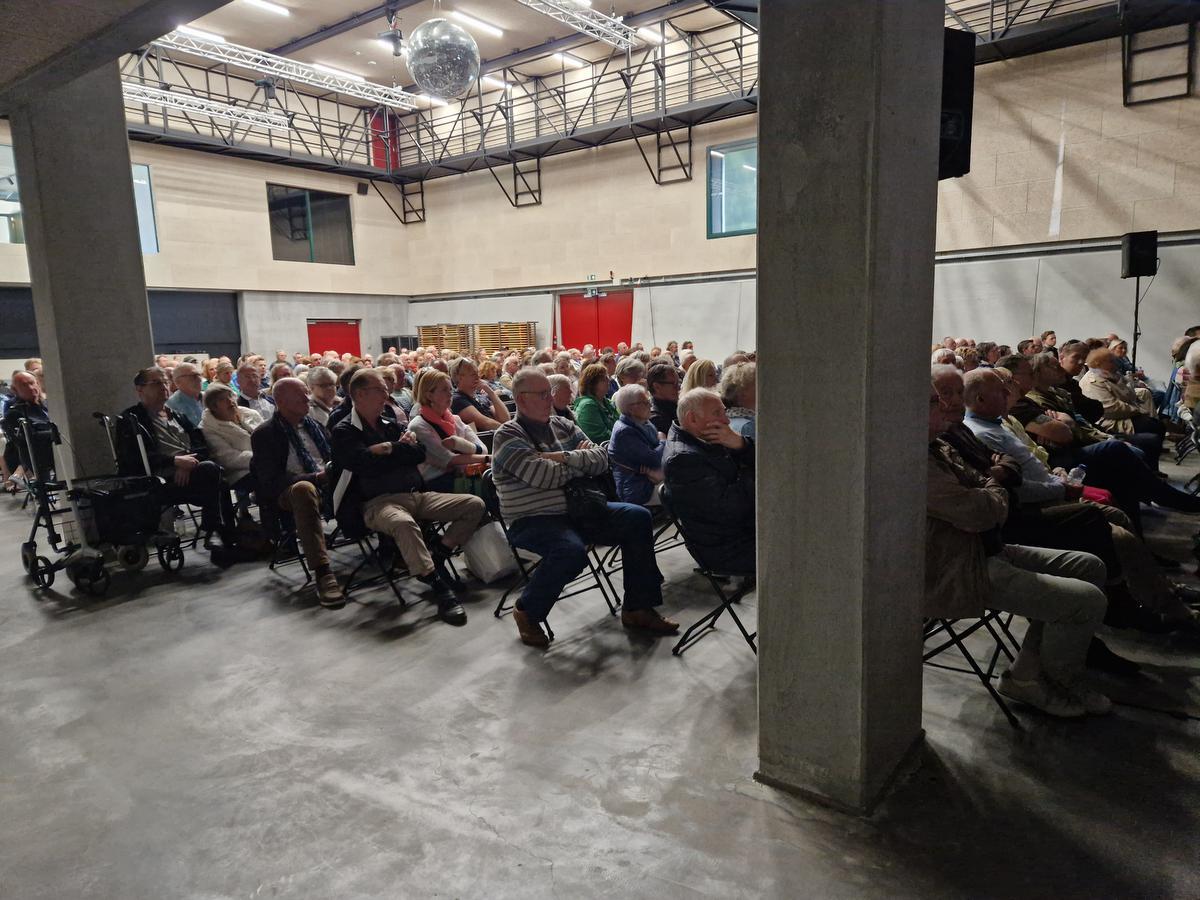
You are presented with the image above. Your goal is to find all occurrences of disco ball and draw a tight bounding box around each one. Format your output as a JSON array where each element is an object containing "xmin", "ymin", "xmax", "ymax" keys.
[{"xmin": 407, "ymin": 18, "xmax": 480, "ymax": 100}]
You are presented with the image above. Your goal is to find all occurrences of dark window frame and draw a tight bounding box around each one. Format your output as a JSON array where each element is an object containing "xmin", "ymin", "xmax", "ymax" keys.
[
  {"xmin": 266, "ymin": 182, "xmax": 355, "ymax": 266},
  {"xmin": 706, "ymin": 138, "xmax": 758, "ymax": 240}
]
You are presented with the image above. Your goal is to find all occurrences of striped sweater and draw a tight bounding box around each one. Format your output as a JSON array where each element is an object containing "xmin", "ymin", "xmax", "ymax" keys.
[{"xmin": 492, "ymin": 414, "xmax": 609, "ymax": 522}]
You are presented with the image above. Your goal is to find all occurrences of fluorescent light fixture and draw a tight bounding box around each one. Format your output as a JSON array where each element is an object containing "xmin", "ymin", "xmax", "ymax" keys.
[
  {"xmin": 480, "ymin": 75, "xmax": 512, "ymax": 92},
  {"xmin": 710, "ymin": 150, "xmax": 725, "ymax": 158},
  {"xmin": 313, "ymin": 63, "xmax": 364, "ymax": 82},
  {"xmin": 637, "ymin": 27, "xmax": 664, "ymax": 44},
  {"xmin": 450, "ymin": 10, "xmax": 504, "ymax": 38},
  {"xmin": 176, "ymin": 24, "xmax": 225, "ymax": 42},
  {"xmin": 573, "ymin": 0, "xmax": 592, "ymax": 6},
  {"xmin": 553, "ymin": 52, "xmax": 586, "ymax": 69},
  {"xmin": 742, "ymin": 164, "xmax": 757, "ymax": 172},
  {"xmin": 243, "ymin": 0, "xmax": 290, "ymax": 15}
]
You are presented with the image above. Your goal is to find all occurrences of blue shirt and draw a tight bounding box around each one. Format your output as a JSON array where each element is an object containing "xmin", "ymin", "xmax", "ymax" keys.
[
  {"xmin": 165, "ymin": 390, "xmax": 203, "ymax": 429},
  {"xmin": 963, "ymin": 411, "xmax": 1066, "ymax": 504}
]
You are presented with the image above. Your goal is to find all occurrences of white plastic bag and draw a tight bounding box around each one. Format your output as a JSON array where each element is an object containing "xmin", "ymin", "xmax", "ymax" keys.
[{"xmin": 463, "ymin": 521, "xmax": 518, "ymax": 583}]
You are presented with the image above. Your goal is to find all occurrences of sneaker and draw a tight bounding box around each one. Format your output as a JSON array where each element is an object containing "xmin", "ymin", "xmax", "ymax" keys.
[
  {"xmin": 317, "ymin": 573, "xmax": 346, "ymax": 609},
  {"xmin": 1055, "ymin": 679, "xmax": 1113, "ymax": 716},
  {"xmin": 620, "ymin": 608, "xmax": 680, "ymax": 636},
  {"xmin": 513, "ymin": 607, "xmax": 550, "ymax": 648},
  {"xmin": 437, "ymin": 596, "xmax": 467, "ymax": 626},
  {"xmin": 997, "ymin": 673, "xmax": 1086, "ymax": 718}
]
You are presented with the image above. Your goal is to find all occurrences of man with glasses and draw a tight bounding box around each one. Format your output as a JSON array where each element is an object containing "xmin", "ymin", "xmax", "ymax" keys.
[
  {"xmin": 166, "ymin": 361, "xmax": 205, "ymax": 428},
  {"xmin": 120, "ymin": 367, "xmax": 239, "ymax": 563},
  {"xmin": 491, "ymin": 367, "xmax": 678, "ymax": 648},
  {"xmin": 646, "ymin": 359, "xmax": 682, "ymax": 437}
]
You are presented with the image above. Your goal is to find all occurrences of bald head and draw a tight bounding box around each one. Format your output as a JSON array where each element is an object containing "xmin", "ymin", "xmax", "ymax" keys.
[
  {"xmin": 272, "ymin": 376, "xmax": 311, "ymax": 424},
  {"xmin": 12, "ymin": 370, "xmax": 39, "ymax": 402},
  {"xmin": 962, "ymin": 367, "xmax": 1008, "ymax": 418}
]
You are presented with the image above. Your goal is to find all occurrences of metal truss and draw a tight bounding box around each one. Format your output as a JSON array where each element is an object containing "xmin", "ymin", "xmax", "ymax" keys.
[
  {"xmin": 485, "ymin": 156, "xmax": 543, "ymax": 207},
  {"xmin": 633, "ymin": 126, "xmax": 692, "ymax": 184},
  {"xmin": 371, "ymin": 179, "xmax": 425, "ymax": 224},
  {"xmin": 152, "ymin": 30, "xmax": 422, "ymax": 110},
  {"xmin": 514, "ymin": 0, "xmax": 639, "ymax": 50},
  {"xmin": 122, "ymin": 83, "xmax": 291, "ymax": 130}
]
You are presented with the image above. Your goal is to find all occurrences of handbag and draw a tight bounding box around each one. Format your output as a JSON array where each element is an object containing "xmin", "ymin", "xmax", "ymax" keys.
[
  {"xmin": 527, "ymin": 427, "xmax": 614, "ymax": 531},
  {"xmin": 463, "ymin": 521, "xmax": 518, "ymax": 582}
]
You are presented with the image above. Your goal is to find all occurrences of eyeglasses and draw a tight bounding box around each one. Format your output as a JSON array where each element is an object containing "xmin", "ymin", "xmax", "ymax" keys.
[{"xmin": 519, "ymin": 390, "xmax": 553, "ymax": 400}]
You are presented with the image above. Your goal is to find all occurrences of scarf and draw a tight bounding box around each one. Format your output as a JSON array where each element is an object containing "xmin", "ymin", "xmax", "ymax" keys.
[
  {"xmin": 419, "ymin": 404, "xmax": 458, "ymax": 439},
  {"xmin": 280, "ymin": 415, "xmax": 330, "ymax": 474}
]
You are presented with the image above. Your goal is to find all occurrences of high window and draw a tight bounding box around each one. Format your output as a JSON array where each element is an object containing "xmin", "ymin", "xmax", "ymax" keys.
[
  {"xmin": 266, "ymin": 183, "xmax": 355, "ymax": 265},
  {"xmin": 0, "ymin": 146, "xmax": 159, "ymax": 252},
  {"xmin": 707, "ymin": 139, "xmax": 757, "ymax": 239}
]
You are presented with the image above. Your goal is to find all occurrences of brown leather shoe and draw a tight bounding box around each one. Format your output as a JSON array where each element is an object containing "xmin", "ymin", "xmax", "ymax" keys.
[
  {"xmin": 513, "ymin": 608, "xmax": 550, "ymax": 648},
  {"xmin": 621, "ymin": 608, "xmax": 680, "ymax": 636},
  {"xmin": 317, "ymin": 573, "xmax": 346, "ymax": 610}
]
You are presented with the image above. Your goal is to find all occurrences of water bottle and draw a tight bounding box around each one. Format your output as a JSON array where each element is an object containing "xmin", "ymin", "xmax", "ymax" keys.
[{"xmin": 1067, "ymin": 465, "xmax": 1087, "ymax": 486}]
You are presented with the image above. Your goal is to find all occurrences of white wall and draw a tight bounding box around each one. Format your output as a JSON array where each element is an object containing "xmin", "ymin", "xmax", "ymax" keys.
[
  {"xmin": 407, "ymin": 294, "xmax": 555, "ymax": 349},
  {"xmin": 238, "ymin": 292, "xmax": 407, "ymax": 358},
  {"xmin": 631, "ymin": 279, "xmax": 756, "ymax": 361}
]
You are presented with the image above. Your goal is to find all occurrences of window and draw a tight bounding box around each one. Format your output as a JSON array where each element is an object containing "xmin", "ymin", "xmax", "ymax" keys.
[
  {"xmin": 266, "ymin": 183, "xmax": 355, "ymax": 265},
  {"xmin": 707, "ymin": 139, "xmax": 757, "ymax": 238},
  {"xmin": 0, "ymin": 145, "xmax": 159, "ymax": 252}
]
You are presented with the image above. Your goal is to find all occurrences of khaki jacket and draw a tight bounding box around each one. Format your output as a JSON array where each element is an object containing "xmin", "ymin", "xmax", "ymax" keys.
[
  {"xmin": 1078, "ymin": 369, "xmax": 1142, "ymax": 435},
  {"xmin": 925, "ymin": 440, "xmax": 1009, "ymax": 619}
]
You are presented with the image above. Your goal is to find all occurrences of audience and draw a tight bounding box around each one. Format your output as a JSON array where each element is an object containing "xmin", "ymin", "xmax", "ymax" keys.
[
  {"xmin": 305, "ymin": 366, "xmax": 338, "ymax": 426},
  {"xmin": 1079, "ymin": 348, "xmax": 1165, "ymax": 467},
  {"xmin": 573, "ymin": 363, "xmax": 621, "ymax": 444},
  {"xmin": 1, "ymin": 371, "xmax": 49, "ymax": 493},
  {"xmin": 449, "ymin": 358, "xmax": 510, "ymax": 432},
  {"xmin": 681, "ymin": 358, "xmax": 718, "ymax": 393},
  {"xmin": 647, "ymin": 361, "xmax": 681, "ymax": 436},
  {"xmin": 166, "ymin": 361, "xmax": 205, "ymax": 428},
  {"xmin": 608, "ymin": 384, "xmax": 666, "ymax": 505},
  {"xmin": 237, "ymin": 361, "xmax": 275, "ymax": 421},
  {"xmin": 719, "ymin": 362, "xmax": 757, "ymax": 440},
  {"xmin": 492, "ymin": 368, "xmax": 677, "ymax": 647},
  {"xmin": 200, "ymin": 383, "xmax": 262, "ymax": 492},
  {"xmin": 406, "ymin": 369, "xmax": 490, "ymax": 492}
]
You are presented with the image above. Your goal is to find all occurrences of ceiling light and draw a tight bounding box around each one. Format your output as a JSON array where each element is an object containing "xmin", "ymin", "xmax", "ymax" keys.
[
  {"xmin": 553, "ymin": 52, "xmax": 586, "ymax": 69},
  {"xmin": 176, "ymin": 24, "xmax": 225, "ymax": 42},
  {"xmin": 573, "ymin": 0, "xmax": 592, "ymax": 6},
  {"xmin": 242, "ymin": 0, "xmax": 290, "ymax": 15},
  {"xmin": 637, "ymin": 27, "xmax": 664, "ymax": 44},
  {"xmin": 480, "ymin": 75, "xmax": 512, "ymax": 92},
  {"xmin": 313, "ymin": 63, "xmax": 364, "ymax": 82},
  {"xmin": 450, "ymin": 10, "xmax": 504, "ymax": 38}
]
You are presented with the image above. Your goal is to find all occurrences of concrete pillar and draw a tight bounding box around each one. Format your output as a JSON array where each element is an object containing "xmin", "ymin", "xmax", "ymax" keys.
[
  {"xmin": 756, "ymin": 2, "xmax": 943, "ymax": 813},
  {"xmin": 10, "ymin": 62, "xmax": 154, "ymax": 477}
]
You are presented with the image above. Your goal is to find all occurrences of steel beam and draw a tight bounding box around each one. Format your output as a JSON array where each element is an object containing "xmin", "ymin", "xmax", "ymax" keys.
[{"xmin": 269, "ymin": 0, "xmax": 423, "ymax": 56}]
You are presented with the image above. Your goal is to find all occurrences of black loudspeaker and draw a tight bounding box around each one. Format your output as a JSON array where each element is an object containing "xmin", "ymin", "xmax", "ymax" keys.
[
  {"xmin": 1121, "ymin": 230, "xmax": 1158, "ymax": 278},
  {"xmin": 356, "ymin": 182, "xmax": 370, "ymax": 196},
  {"xmin": 939, "ymin": 28, "xmax": 975, "ymax": 181}
]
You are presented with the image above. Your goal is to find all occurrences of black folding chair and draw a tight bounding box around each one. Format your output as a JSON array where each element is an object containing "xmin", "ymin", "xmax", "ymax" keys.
[
  {"xmin": 923, "ymin": 612, "xmax": 1023, "ymax": 730},
  {"xmin": 481, "ymin": 470, "xmax": 618, "ymax": 640},
  {"xmin": 661, "ymin": 486, "xmax": 757, "ymax": 657}
]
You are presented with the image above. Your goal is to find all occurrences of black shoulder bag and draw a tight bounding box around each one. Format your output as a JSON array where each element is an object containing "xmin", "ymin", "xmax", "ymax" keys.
[{"xmin": 528, "ymin": 426, "xmax": 613, "ymax": 532}]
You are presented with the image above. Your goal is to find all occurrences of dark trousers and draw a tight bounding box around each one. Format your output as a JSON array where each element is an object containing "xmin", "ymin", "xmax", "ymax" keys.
[
  {"xmin": 1076, "ymin": 439, "xmax": 1200, "ymax": 534},
  {"xmin": 507, "ymin": 504, "xmax": 664, "ymax": 622},
  {"xmin": 1126, "ymin": 414, "xmax": 1166, "ymax": 469},
  {"xmin": 162, "ymin": 460, "xmax": 234, "ymax": 542},
  {"xmin": 1003, "ymin": 502, "xmax": 1121, "ymax": 582}
]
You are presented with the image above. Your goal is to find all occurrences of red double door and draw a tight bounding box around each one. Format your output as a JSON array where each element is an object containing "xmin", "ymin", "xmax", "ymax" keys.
[
  {"xmin": 558, "ymin": 290, "xmax": 633, "ymax": 351},
  {"xmin": 307, "ymin": 319, "xmax": 361, "ymax": 357}
]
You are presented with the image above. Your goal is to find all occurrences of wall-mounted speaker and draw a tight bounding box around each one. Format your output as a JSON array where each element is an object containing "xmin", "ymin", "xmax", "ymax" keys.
[
  {"xmin": 1121, "ymin": 230, "xmax": 1158, "ymax": 278},
  {"xmin": 939, "ymin": 28, "xmax": 975, "ymax": 181},
  {"xmin": 357, "ymin": 182, "xmax": 370, "ymax": 196}
]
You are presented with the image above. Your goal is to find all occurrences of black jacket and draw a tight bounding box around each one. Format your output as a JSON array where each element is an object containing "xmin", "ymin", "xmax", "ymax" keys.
[
  {"xmin": 250, "ymin": 414, "xmax": 330, "ymax": 516},
  {"xmin": 117, "ymin": 402, "xmax": 207, "ymax": 477},
  {"xmin": 661, "ymin": 424, "xmax": 755, "ymax": 574},
  {"xmin": 329, "ymin": 407, "xmax": 426, "ymax": 533},
  {"xmin": 1, "ymin": 399, "xmax": 51, "ymax": 473},
  {"xmin": 649, "ymin": 396, "xmax": 677, "ymax": 436}
]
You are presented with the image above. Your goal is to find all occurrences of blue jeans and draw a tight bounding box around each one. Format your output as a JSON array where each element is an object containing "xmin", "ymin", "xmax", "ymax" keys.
[{"xmin": 507, "ymin": 504, "xmax": 664, "ymax": 622}]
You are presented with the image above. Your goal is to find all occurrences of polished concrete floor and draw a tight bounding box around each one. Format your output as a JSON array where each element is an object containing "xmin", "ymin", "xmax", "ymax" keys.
[{"xmin": 1, "ymin": 464, "xmax": 1199, "ymax": 899}]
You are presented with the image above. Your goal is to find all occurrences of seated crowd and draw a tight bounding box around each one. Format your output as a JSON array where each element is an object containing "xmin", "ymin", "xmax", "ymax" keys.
[{"xmin": 5, "ymin": 325, "xmax": 1200, "ymax": 725}]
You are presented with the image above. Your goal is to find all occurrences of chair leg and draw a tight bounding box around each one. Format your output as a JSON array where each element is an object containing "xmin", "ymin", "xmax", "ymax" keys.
[
  {"xmin": 940, "ymin": 619, "xmax": 1022, "ymax": 731},
  {"xmin": 672, "ymin": 579, "xmax": 755, "ymax": 656}
]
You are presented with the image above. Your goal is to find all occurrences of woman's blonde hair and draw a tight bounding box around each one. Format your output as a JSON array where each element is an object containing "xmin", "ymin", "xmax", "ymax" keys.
[
  {"xmin": 682, "ymin": 358, "xmax": 717, "ymax": 393},
  {"xmin": 416, "ymin": 369, "xmax": 452, "ymax": 407}
]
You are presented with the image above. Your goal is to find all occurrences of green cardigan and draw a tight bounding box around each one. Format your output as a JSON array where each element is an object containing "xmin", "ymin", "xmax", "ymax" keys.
[{"xmin": 572, "ymin": 394, "xmax": 620, "ymax": 444}]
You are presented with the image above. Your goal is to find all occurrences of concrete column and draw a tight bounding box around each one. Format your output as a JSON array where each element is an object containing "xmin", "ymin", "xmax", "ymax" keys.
[
  {"xmin": 756, "ymin": 2, "xmax": 943, "ymax": 813},
  {"xmin": 10, "ymin": 62, "xmax": 154, "ymax": 477}
]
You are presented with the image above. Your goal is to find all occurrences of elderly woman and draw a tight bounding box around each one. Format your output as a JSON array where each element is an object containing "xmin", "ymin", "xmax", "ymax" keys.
[
  {"xmin": 572, "ymin": 363, "xmax": 621, "ymax": 443},
  {"xmin": 201, "ymin": 358, "xmax": 219, "ymax": 389},
  {"xmin": 614, "ymin": 356, "xmax": 646, "ymax": 388},
  {"xmin": 200, "ymin": 383, "xmax": 262, "ymax": 490},
  {"xmin": 547, "ymin": 373, "xmax": 575, "ymax": 420},
  {"xmin": 407, "ymin": 369, "xmax": 490, "ymax": 492},
  {"xmin": 1079, "ymin": 347, "xmax": 1165, "ymax": 467},
  {"xmin": 608, "ymin": 384, "xmax": 666, "ymax": 505},
  {"xmin": 213, "ymin": 361, "xmax": 235, "ymax": 388},
  {"xmin": 305, "ymin": 365, "xmax": 338, "ymax": 426},
  {"xmin": 449, "ymin": 357, "xmax": 510, "ymax": 432},
  {"xmin": 681, "ymin": 358, "xmax": 718, "ymax": 393},
  {"xmin": 720, "ymin": 361, "xmax": 757, "ymax": 440}
]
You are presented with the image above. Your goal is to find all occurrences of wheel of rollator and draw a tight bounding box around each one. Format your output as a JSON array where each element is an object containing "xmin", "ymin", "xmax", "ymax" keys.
[
  {"xmin": 20, "ymin": 541, "xmax": 35, "ymax": 573},
  {"xmin": 118, "ymin": 544, "xmax": 150, "ymax": 572},
  {"xmin": 31, "ymin": 556, "xmax": 55, "ymax": 589},
  {"xmin": 158, "ymin": 540, "xmax": 185, "ymax": 572},
  {"xmin": 83, "ymin": 568, "xmax": 111, "ymax": 596}
]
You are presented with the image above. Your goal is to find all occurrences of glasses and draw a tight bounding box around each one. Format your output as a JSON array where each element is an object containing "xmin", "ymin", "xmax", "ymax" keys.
[
  {"xmin": 140, "ymin": 379, "xmax": 168, "ymax": 388},
  {"xmin": 630, "ymin": 399, "xmax": 651, "ymax": 407},
  {"xmin": 519, "ymin": 390, "xmax": 553, "ymax": 400}
]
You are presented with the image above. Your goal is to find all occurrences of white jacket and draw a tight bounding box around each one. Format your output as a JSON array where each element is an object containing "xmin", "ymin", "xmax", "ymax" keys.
[{"xmin": 200, "ymin": 407, "xmax": 263, "ymax": 483}]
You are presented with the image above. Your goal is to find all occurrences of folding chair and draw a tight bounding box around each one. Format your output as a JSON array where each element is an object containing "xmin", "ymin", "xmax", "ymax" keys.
[
  {"xmin": 923, "ymin": 612, "xmax": 1023, "ymax": 730},
  {"xmin": 264, "ymin": 506, "xmax": 312, "ymax": 584},
  {"xmin": 661, "ymin": 488, "xmax": 757, "ymax": 657},
  {"xmin": 337, "ymin": 513, "xmax": 410, "ymax": 606},
  {"xmin": 481, "ymin": 470, "xmax": 619, "ymax": 640}
]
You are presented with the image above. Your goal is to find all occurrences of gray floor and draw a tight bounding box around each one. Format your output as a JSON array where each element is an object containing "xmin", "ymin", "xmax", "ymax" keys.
[{"xmin": 1, "ymin": 463, "xmax": 1198, "ymax": 899}]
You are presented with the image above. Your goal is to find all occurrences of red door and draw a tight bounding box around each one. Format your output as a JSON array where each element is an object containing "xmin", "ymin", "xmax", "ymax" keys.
[
  {"xmin": 307, "ymin": 319, "xmax": 361, "ymax": 357},
  {"xmin": 558, "ymin": 290, "xmax": 633, "ymax": 350}
]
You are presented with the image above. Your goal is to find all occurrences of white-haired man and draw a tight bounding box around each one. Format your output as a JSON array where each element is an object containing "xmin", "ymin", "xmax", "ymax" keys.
[
  {"xmin": 662, "ymin": 388, "xmax": 755, "ymax": 575},
  {"xmin": 166, "ymin": 360, "xmax": 204, "ymax": 428},
  {"xmin": 492, "ymin": 367, "xmax": 678, "ymax": 648},
  {"xmin": 236, "ymin": 361, "xmax": 275, "ymax": 421}
]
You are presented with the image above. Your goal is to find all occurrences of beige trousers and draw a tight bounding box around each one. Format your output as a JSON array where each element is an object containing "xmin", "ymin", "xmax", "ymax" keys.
[{"xmin": 362, "ymin": 491, "xmax": 485, "ymax": 576}]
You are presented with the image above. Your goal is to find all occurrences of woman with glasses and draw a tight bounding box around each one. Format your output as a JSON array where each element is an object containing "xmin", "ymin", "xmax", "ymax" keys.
[{"xmin": 608, "ymin": 384, "xmax": 666, "ymax": 506}]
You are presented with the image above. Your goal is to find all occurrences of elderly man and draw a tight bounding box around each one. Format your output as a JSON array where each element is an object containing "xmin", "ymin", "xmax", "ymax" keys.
[
  {"xmin": 166, "ymin": 361, "xmax": 204, "ymax": 428},
  {"xmin": 251, "ymin": 377, "xmax": 345, "ymax": 608},
  {"xmin": 1079, "ymin": 348, "xmax": 1165, "ymax": 467},
  {"xmin": 330, "ymin": 369, "xmax": 483, "ymax": 625},
  {"xmin": 306, "ymin": 365, "xmax": 338, "ymax": 426},
  {"xmin": 646, "ymin": 360, "xmax": 681, "ymax": 436},
  {"xmin": 492, "ymin": 367, "xmax": 677, "ymax": 647},
  {"xmin": 661, "ymin": 387, "xmax": 755, "ymax": 576},
  {"xmin": 119, "ymin": 367, "xmax": 238, "ymax": 561},
  {"xmin": 1, "ymin": 371, "xmax": 51, "ymax": 492},
  {"xmin": 237, "ymin": 361, "xmax": 275, "ymax": 421}
]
